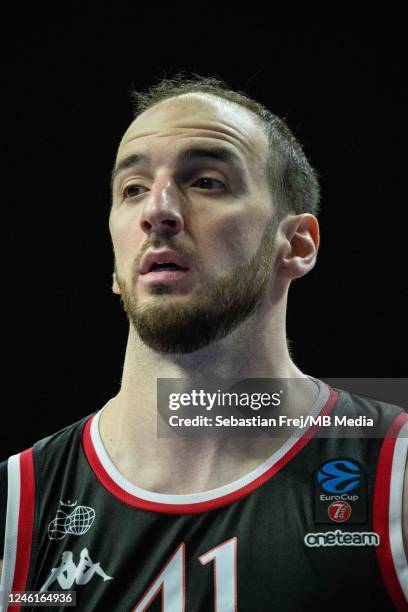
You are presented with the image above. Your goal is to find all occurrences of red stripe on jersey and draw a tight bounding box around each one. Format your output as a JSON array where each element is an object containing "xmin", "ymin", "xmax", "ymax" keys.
[
  {"xmin": 82, "ymin": 387, "xmax": 338, "ymax": 514},
  {"xmin": 10, "ymin": 448, "xmax": 35, "ymax": 611},
  {"xmin": 374, "ymin": 411, "xmax": 408, "ymax": 612}
]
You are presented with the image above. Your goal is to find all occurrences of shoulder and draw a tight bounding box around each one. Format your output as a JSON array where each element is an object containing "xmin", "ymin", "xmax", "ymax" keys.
[
  {"xmin": 333, "ymin": 385, "xmax": 406, "ymax": 417},
  {"xmin": 0, "ymin": 413, "xmax": 96, "ymax": 563},
  {"xmin": 332, "ymin": 385, "xmax": 407, "ymax": 433},
  {"xmin": 1, "ymin": 413, "xmax": 95, "ymax": 498},
  {"xmin": 33, "ymin": 413, "xmax": 95, "ymax": 454},
  {"xmin": 0, "ymin": 459, "xmax": 8, "ymax": 577},
  {"xmin": 2, "ymin": 413, "xmax": 95, "ymax": 466},
  {"xmin": 0, "ymin": 414, "xmax": 96, "ymax": 576},
  {"xmin": 27, "ymin": 413, "xmax": 94, "ymax": 471},
  {"xmin": 0, "ymin": 459, "xmax": 7, "ymax": 553},
  {"xmin": 330, "ymin": 384, "xmax": 408, "ymax": 582}
]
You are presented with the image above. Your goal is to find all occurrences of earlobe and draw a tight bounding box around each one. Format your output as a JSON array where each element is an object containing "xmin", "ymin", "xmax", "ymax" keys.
[
  {"xmin": 278, "ymin": 214, "xmax": 320, "ymax": 280},
  {"xmin": 112, "ymin": 272, "xmax": 121, "ymax": 295}
]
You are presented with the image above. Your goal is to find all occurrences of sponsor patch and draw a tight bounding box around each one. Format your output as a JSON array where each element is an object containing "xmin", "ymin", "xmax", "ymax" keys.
[
  {"xmin": 327, "ymin": 500, "xmax": 352, "ymax": 522},
  {"xmin": 314, "ymin": 459, "xmax": 367, "ymax": 524},
  {"xmin": 304, "ymin": 529, "xmax": 380, "ymax": 547},
  {"xmin": 48, "ymin": 499, "xmax": 96, "ymax": 540}
]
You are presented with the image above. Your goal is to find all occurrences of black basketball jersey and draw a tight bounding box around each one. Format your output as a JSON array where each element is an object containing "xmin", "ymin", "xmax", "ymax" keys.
[{"xmin": 0, "ymin": 380, "xmax": 407, "ymax": 611}]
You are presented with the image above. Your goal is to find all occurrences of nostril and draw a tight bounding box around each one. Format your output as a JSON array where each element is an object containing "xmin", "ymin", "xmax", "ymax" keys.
[{"xmin": 140, "ymin": 213, "xmax": 183, "ymax": 236}]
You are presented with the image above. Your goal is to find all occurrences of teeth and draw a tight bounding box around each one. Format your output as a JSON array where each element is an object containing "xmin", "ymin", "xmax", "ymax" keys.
[{"xmin": 151, "ymin": 262, "xmax": 181, "ymax": 271}]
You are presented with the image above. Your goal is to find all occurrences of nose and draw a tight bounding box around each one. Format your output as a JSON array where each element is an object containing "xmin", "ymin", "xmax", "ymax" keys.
[{"xmin": 139, "ymin": 176, "xmax": 185, "ymax": 237}]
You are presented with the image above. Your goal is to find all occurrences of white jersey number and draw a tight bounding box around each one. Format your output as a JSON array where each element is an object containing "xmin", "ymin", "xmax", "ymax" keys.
[{"xmin": 133, "ymin": 537, "xmax": 237, "ymax": 612}]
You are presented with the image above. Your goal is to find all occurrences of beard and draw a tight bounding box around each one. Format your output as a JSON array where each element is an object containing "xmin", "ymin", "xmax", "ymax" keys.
[{"xmin": 114, "ymin": 217, "xmax": 277, "ymax": 354}]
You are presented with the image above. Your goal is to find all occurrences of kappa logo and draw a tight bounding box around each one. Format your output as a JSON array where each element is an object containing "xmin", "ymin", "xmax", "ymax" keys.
[
  {"xmin": 39, "ymin": 547, "xmax": 113, "ymax": 592},
  {"xmin": 317, "ymin": 459, "xmax": 361, "ymax": 494},
  {"xmin": 48, "ymin": 499, "xmax": 96, "ymax": 540}
]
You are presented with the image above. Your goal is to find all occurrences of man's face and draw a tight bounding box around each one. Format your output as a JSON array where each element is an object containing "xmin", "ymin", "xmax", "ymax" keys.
[{"xmin": 109, "ymin": 94, "xmax": 279, "ymax": 353}]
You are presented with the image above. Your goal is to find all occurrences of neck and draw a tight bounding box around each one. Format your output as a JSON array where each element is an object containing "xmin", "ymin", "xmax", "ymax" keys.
[{"xmin": 99, "ymin": 298, "xmax": 319, "ymax": 493}]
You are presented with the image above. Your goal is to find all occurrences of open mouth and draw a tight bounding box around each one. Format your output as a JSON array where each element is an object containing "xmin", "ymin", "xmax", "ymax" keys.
[
  {"xmin": 145, "ymin": 262, "xmax": 190, "ymax": 282},
  {"xmin": 148, "ymin": 262, "xmax": 189, "ymax": 273},
  {"xmin": 149, "ymin": 262, "xmax": 188, "ymax": 272},
  {"xmin": 139, "ymin": 250, "xmax": 191, "ymax": 283}
]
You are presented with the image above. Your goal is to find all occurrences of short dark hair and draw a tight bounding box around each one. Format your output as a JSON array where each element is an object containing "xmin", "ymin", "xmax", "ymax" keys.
[{"xmin": 130, "ymin": 72, "xmax": 320, "ymax": 219}]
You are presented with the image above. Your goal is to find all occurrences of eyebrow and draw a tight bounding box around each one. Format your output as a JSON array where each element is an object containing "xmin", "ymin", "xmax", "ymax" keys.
[{"xmin": 110, "ymin": 146, "xmax": 245, "ymax": 189}]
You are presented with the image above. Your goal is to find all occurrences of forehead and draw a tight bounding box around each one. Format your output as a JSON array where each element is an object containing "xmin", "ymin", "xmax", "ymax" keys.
[{"xmin": 116, "ymin": 94, "xmax": 268, "ymax": 172}]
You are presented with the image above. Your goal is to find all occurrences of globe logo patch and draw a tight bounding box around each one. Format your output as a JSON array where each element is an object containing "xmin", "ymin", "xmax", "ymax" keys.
[
  {"xmin": 48, "ymin": 499, "xmax": 96, "ymax": 540},
  {"xmin": 317, "ymin": 459, "xmax": 360, "ymax": 493}
]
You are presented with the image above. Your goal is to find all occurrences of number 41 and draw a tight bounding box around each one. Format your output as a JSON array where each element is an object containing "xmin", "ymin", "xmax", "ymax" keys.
[{"xmin": 133, "ymin": 537, "xmax": 237, "ymax": 611}]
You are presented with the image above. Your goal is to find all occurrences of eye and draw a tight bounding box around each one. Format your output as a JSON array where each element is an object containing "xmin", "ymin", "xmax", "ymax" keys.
[
  {"xmin": 122, "ymin": 184, "xmax": 148, "ymax": 199},
  {"xmin": 192, "ymin": 177, "xmax": 226, "ymax": 190}
]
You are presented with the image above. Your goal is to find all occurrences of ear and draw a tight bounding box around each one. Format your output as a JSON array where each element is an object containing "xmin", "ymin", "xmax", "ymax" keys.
[
  {"xmin": 276, "ymin": 214, "xmax": 320, "ymax": 280},
  {"xmin": 112, "ymin": 272, "xmax": 121, "ymax": 295}
]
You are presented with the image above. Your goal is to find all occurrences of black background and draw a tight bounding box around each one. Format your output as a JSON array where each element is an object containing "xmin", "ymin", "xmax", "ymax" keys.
[{"xmin": 1, "ymin": 14, "xmax": 402, "ymax": 459}]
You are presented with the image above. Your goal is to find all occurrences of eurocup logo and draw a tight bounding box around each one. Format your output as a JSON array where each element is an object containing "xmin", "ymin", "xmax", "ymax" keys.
[{"xmin": 317, "ymin": 460, "xmax": 361, "ymax": 494}]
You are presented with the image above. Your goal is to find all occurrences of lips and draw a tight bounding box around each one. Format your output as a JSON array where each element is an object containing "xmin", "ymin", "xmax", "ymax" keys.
[{"xmin": 139, "ymin": 250, "xmax": 190, "ymax": 275}]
